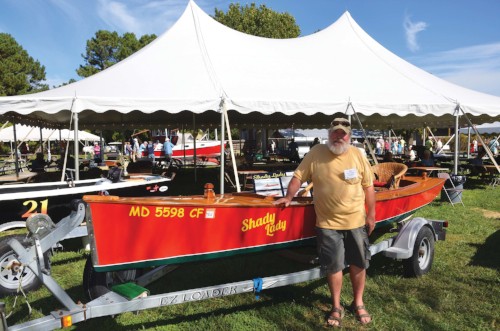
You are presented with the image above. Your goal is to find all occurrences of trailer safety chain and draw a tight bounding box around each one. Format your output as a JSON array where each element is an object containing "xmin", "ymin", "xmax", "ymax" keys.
[
  {"xmin": 5, "ymin": 267, "xmax": 32, "ymax": 319},
  {"xmin": 253, "ymin": 278, "xmax": 263, "ymax": 300}
]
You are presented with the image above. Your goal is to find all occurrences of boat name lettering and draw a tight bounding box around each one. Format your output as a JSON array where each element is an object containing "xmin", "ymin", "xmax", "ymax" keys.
[
  {"xmin": 241, "ymin": 212, "xmax": 287, "ymax": 236},
  {"xmin": 160, "ymin": 286, "xmax": 236, "ymax": 305},
  {"xmin": 252, "ymin": 172, "xmax": 286, "ymax": 180}
]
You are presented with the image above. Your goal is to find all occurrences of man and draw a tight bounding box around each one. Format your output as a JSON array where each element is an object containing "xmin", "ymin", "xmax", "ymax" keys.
[
  {"xmin": 288, "ymin": 138, "xmax": 299, "ymax": 163},
  {"xmin": 274, "ymin": 118, "xmax": 375, "ymax": 327},
  {"xmin": 425, "ymin": 137, "xmax": 434, "ymax": 152},
  {"xmin": 163, "ymin": 138, "xmax": 175, "ymax": 161}
]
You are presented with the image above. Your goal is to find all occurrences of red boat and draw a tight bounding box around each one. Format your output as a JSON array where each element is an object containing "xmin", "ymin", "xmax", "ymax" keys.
[
  {"xmin": 151, "ymin": 132, "xmax": 224, "ymax": 158},
  {"xmin": 83, "ymin": 174, "xmax": 445, "ymax": 272}
]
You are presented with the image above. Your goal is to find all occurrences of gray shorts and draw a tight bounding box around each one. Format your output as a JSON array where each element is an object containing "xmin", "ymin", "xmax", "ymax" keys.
[{"xmin": 316, "ymin": 226, "xmax": 371, "ymax": 274}]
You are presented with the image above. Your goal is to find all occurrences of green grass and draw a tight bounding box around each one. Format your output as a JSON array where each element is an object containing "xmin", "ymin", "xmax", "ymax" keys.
[{"xmin": 1, "ymin": 178, "xmax": 499, "ymax": 330}]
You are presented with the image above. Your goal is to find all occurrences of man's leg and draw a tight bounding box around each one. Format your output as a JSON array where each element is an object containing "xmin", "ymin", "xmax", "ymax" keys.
[
  {"xmin": 349, "ymin": 265, "xmax": 371, "ymax": 324},
  {"xmin": 326, "ymin": 270, "xmax": 343, "ymax": 326}
]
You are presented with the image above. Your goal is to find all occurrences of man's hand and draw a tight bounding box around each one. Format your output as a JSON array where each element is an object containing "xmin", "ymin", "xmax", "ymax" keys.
[
  {"xmin": 365, "ymin": 215, "xmax": 375, "ymax": 236},
  {"xmin": 273, "ymin": 196, "xmax": 292, "ymax": 207}
]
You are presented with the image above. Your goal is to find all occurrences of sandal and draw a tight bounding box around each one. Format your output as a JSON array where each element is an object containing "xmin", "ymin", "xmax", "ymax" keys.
[
  {"xmin": 348, "ymin": 303, "xmax": 372, "ymax": 325},
  {"xmin": 326, "ymin": 307, "xmax": 344, "ymax": 327}
]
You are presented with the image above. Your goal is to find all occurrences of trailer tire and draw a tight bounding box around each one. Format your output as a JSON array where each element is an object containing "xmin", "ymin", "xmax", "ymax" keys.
[
  {"xmin": 403, "ymin": 226, "xmax": 435, "ymax": 277},
  {"xmin": 0, "ymin": 235, "xmax": 51, "ymax": 295},
  {"xmin": 83, "ymin": 255, "xmax": 144, "ymax": 300}
]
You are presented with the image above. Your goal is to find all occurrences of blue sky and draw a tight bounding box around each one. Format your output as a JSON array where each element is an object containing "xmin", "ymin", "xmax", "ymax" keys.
[{"xmin": 1, "ymin": 0, "xmax": 500, "ymax": 96}]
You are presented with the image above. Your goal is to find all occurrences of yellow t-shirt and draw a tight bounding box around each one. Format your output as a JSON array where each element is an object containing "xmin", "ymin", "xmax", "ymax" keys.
[{"xmin": 294, "ymin": 144, "xmax": 373, "ymax": 230}]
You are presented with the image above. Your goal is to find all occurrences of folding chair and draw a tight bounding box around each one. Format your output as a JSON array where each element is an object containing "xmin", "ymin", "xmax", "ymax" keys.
[{"xmin": 438, "ymin": 172, "xmax": 464, "ymax": 206}]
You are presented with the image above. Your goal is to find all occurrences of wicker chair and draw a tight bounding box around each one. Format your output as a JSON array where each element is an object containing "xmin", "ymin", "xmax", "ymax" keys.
[{"xmin": 371, "ymin": 162, "xmax": 408, "ymax": 189}]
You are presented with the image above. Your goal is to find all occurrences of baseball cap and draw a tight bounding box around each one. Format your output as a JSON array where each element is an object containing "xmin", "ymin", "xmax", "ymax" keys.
[{"xmin": 330, "ymin": 118, "xmax": 351, "ymax": 133}]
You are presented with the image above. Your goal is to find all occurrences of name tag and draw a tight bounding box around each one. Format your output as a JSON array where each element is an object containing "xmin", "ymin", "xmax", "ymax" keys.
[{"xmin": 344, "ymin": 168, "xmax": 358, "ymax": 180}]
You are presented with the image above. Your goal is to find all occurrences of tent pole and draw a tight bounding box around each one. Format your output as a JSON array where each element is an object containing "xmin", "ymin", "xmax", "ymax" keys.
[
  {"xmin": 222, "ymin": 100, "xmax": 241, "ymax": 193},
  {"xmin": 219, "ymin": 100, "xmax": 225, "ymax": 194},
  {"xmin": 453, "ymin": 106, "xmax": 460, "ymax": 174},
  {"xmin": 73, "ymin": 112, "xmax": 80, "ymax": 181},
  {"xmin": 39, "ymin": 127, "xmax": 44, "ymax": 155},
  {"xmin": 193, "ymin": 113, "xmax": 197, "ymax": 183},
  {"xmin": 12, "ymin": 121, "xmax": 20, "ymax": 177},
  {"xmin": 466, "ymin": 126, "xmax": 471, "ymax": 158}
]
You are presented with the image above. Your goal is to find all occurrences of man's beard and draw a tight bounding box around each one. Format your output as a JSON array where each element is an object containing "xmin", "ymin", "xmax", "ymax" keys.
[{"xmin": 327, "ymin": 139, "xmax": 349, "ymax": 155}]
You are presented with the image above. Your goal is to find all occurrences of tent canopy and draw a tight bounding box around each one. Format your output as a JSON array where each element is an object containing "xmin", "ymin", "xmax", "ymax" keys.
[
  {"xmin": 0, "ymin": 125, "xmax": 100, "ymax": 142},
  {"xmin": 0, "ymin": 0, "xmax": 499, "ymax": 130},
  {"xmin": 459, "ymin": 122, "xmax": 500, "ymax": 135}
]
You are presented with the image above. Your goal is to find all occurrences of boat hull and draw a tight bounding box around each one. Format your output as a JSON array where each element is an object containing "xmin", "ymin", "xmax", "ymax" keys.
[{"xmin": 84, "ymin": 176, "xmax": 445, "ymax": 271}]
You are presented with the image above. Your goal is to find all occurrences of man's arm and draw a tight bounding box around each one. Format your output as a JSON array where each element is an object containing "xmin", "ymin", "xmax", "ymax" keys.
[
  {"xmin": 363, "ymin": 185, "xmax": 376, "ymax": 235},
  {"xmin": 273, "ymin": 177, "xmax": 302, "ymax": 207}
]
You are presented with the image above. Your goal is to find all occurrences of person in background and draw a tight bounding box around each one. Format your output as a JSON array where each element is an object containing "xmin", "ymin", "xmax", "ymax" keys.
[
  {"xmin": 406, "ymin": 145, "xmax": 416, "ymax": 162},
  {"xmin": 425, "ymin": 137, "xmax": 434, "ymax": 152},
  {"xmin": 138, "ymin": 141, "xmax": 147, "ymax": 158},
  {"xmin": 311, "ymin": 137, "xmax": 321, "ymax": 149},
  {"xmin": 124, "ymin": 141, "xmax": 133, "ymax": 159},
  {"xmin": 399, "ymin": 137, "xmax": 405, "ymax": 154},
  {"xmin": 288, "ymin": 138, "xmax": 299, "ymax": 163},
  {"xmin": 163, "ymin": 137, "xmax": 175, "ymax": 161},
  {"xmin": 471, "ymin": 149, "xmax": 486, "ymax": 166},
  {"xmin": 375, "ymin": 137, "xmax": 383, "ymax": 155},
  {"xmin": 133, "ymin": 137, "xmax": 140, "ymax": 160},
  {"xmin": 274, "ymin": 118, "xmax": 375, "ymax": 327},
  {"xmin": 436, "ymin": 138, "xmax": 443, "ymax": 153},
  {"xmin": 489, "ymin": 138, "xmax": 498, "ymax": 155},
  {"xmin": 384, "ymin": 138, "xmax": 390, "ymax": 154},
  {"xmin": 93, "ymin": 142, "xmax": 101, "ymax": 164},
  {"xmin": 420, "ymin": 149, "xmax": 435, "ymax": 167},
  {"xmin": 30, "ymin": 152, "xmax": 47, "ymax": 172},
  {"xmin": 382, "ymin": 151, "xmax": 394, "ymax": 163},
  {"xmin": 147, "ymin": 140, "xmax": 155, "ymax": 159}
]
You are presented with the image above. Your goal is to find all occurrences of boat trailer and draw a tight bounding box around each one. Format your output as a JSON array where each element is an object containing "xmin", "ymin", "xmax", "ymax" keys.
[{"xmin": 0, "ymin": 200, "xmax": 447, "ymax": 330}]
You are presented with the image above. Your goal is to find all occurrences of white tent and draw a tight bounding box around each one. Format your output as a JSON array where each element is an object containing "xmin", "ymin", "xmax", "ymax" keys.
[
  {"xmin": 0, "ymin": 0, "xmax": 499, "ymax": 131},
  {"xmin": 1, "ymin": 0, "xmax": 499, "ymax": 183},
  {"xmin": 0, "ymin": 125, "xmax": 100, "ymax": 142},
  {"xmin": 459, "ymin": 122, "xmax": 500, "ymax": 135}
]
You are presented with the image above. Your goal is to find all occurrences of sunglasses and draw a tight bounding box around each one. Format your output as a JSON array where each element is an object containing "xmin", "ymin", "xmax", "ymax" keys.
[{"xmin": 331, "ymin": 121, "xmax": 350, "ymax": 127}]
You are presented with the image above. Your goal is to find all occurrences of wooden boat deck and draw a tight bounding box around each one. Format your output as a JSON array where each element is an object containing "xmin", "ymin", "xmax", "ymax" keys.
[{"xmin": 83, "ymin": 175, "xmax": 445, "ymax": 206}]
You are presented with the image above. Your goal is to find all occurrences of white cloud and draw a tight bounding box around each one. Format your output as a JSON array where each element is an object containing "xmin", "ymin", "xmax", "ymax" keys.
[
  {"xmin": 95, "ymin": 0, "xmax": 191, "ymax": 35},
  {"xmin": 409, "ymin": 43, "xmax": 500, "ymax": 96},
  {"xmin": 97, "ymin": 0, "xmax": 140, "ymax": 33},
  {"xmin": 48, "ymin": 0, "xmax": 83, "ymax": 25},
  {"xmin": 404, "ymin": 14, "xmax": 427, "ymax": 52}
]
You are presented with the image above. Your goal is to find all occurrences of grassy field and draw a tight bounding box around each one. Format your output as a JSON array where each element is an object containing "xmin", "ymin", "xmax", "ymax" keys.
[{"xmin": 1, "ymin": 177, "xmax": 499, "ymax": 330}]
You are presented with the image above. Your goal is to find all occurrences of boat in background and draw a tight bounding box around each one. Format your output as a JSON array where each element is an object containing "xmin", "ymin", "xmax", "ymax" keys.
[
  {"xmin": 0, "ymin": 173, "xmax": 173, "ymax": 232},
  {"xmin": 151, "ymin": 130, "xmax": 224, "ymax": 158}
]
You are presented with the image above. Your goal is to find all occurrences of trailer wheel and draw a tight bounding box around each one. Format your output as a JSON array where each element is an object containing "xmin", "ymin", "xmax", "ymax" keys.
[
  {"xmin": 403, "ymin": 226, "xmax": 435, "ymax": 277},
  {"xmin": 83, "ymin": 255, "xmax": 144, "ymax": 300},
  {"xmin": 0, "ymin": 235, "xmax": 51, "ymax": 295}
]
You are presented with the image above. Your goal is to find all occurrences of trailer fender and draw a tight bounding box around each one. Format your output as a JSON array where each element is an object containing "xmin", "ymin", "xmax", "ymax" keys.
[
  {"xmin": 383, "ymin": 217, "xmax": 436, "ymax": 260},
  {"xmin": 0, "ymin": 221, "xmax": 26, "ymax": 233}
]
